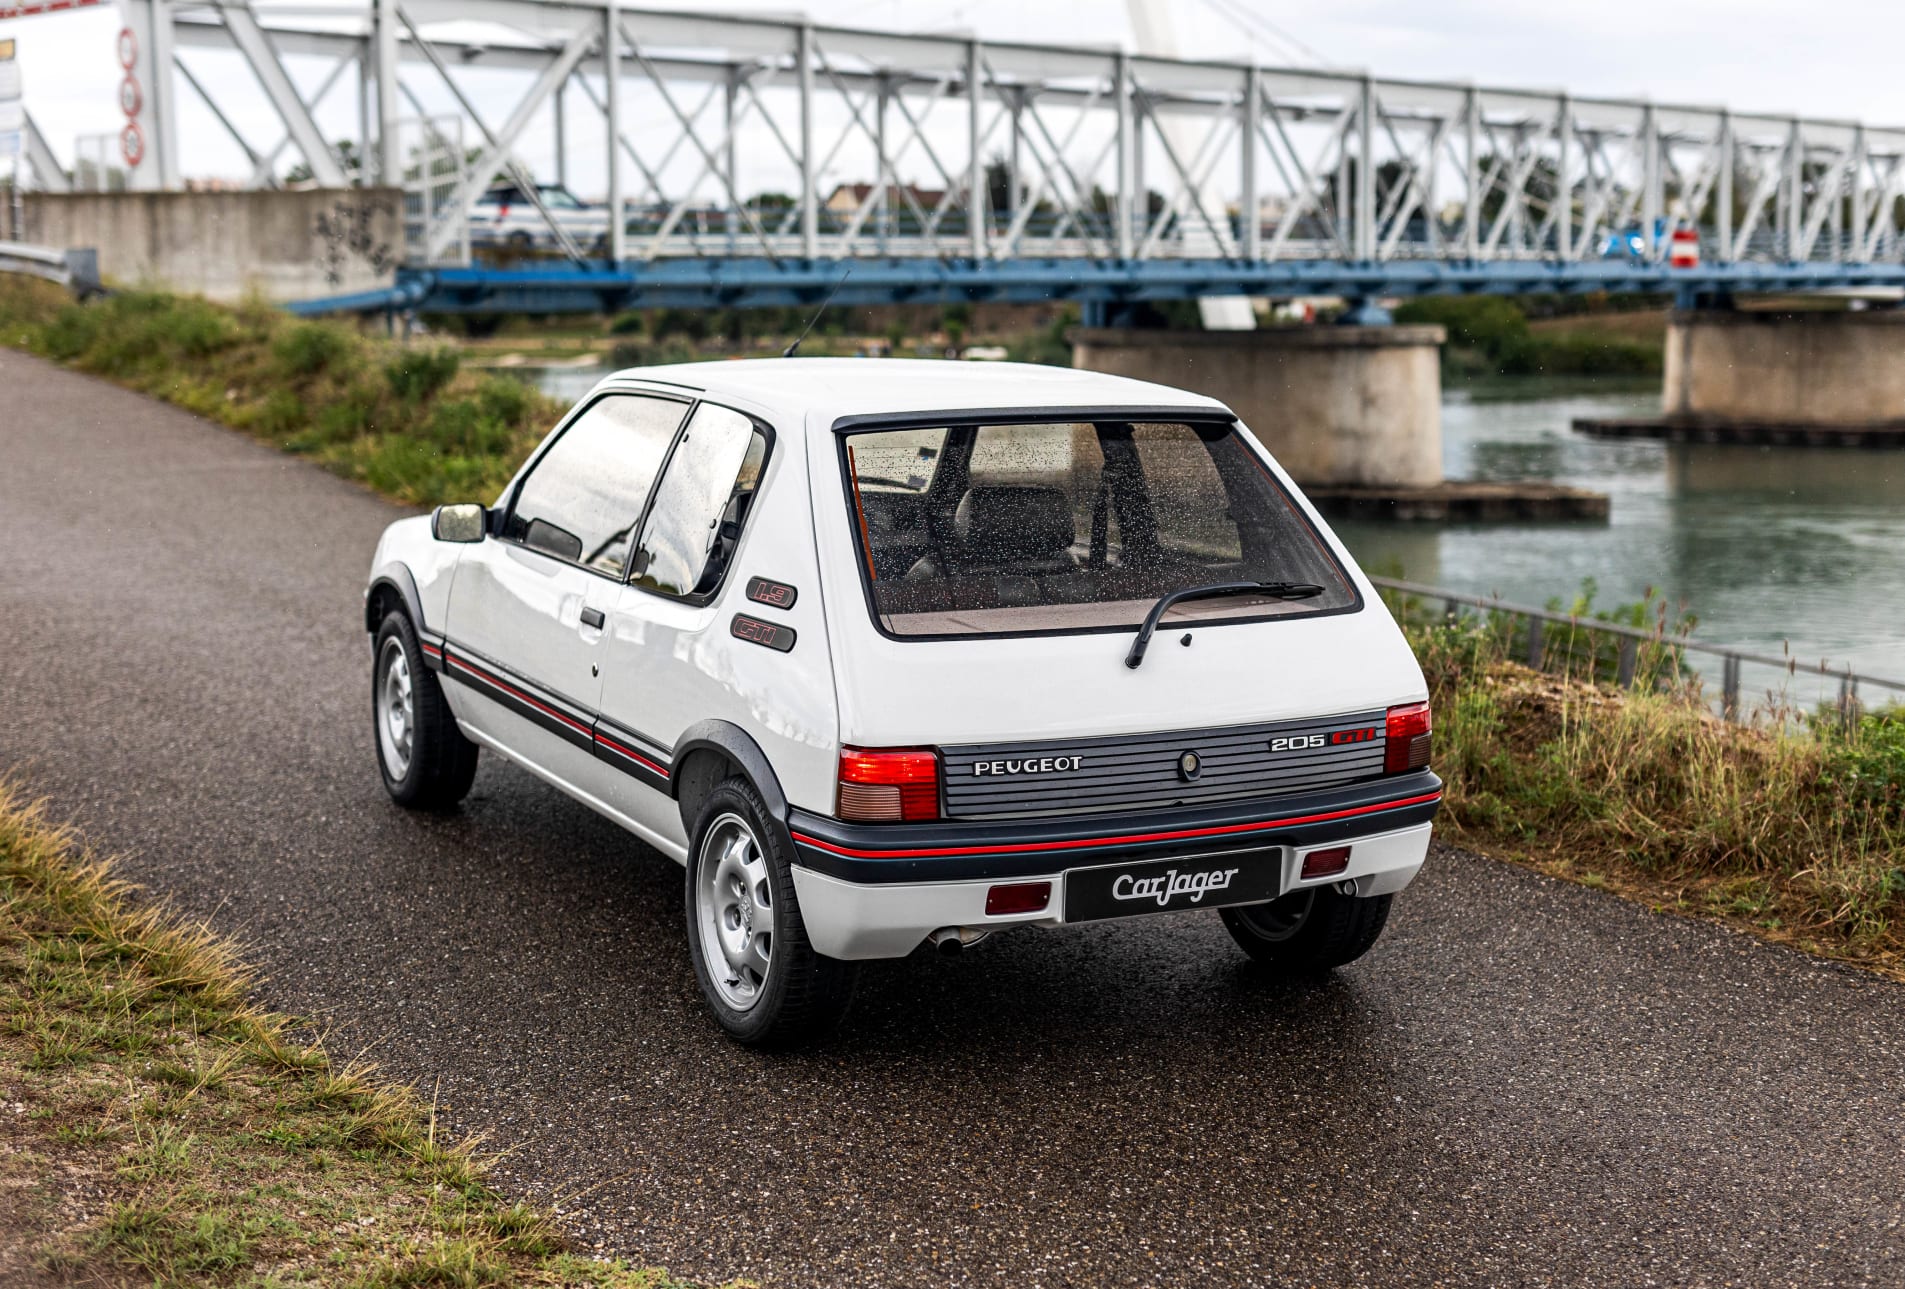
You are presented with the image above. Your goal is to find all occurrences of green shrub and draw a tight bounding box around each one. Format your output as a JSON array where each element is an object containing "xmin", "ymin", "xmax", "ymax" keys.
[
  {"xmin": 271, "ymin": 322, "xmax": 354, "ymax": 377},
  {"xmin": 385, "ymin": 347, "xmax": 461, "ymax": 402},
  {"xmin": 38, "ymin": 305, "xmax": 102, "ymax": 361}
]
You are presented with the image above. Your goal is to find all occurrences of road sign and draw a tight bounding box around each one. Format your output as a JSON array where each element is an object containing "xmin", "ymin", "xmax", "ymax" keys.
[{"xmin": 120, "ymin": 121, "xmax": 143, "ymax": 167}]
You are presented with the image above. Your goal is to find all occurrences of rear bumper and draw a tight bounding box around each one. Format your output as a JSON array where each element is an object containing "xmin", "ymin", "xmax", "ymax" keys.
[{"xmin": 786, "ymin": 774, "xmax": 1440, "ymax": 960}]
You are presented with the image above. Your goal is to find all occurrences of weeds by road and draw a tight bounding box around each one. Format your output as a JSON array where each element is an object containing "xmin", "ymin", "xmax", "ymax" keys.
[
  {"xmin": 1406, "ymin": 604, "xmax": 1905, "ymax": 977},
  {"xmin": 0, "ymin": 277, "xmax": 563, "ymax": 508},
  {"xmin": 0, "ymin": 785, "xmax": 711, "ymax": 1288}
]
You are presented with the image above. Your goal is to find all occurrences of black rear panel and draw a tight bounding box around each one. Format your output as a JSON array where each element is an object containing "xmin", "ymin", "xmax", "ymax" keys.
[{"xmin": 940, "ymin": 710, "xmax": 1389, "ymax": 821}]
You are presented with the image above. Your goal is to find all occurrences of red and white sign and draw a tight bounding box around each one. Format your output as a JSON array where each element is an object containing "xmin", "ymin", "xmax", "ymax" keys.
[
  {"xmin": 117, "ymin": 25, "xmax": 137, "ymax": 69},
  {"xmin": 0, "ymin": 0, "xmax": 109, "ymax": 19},
  {"xmin": 117, "ymin": 73, "xmax": 140, "ymax": 116},
  {"xmin": 1669, "ymin": 226, "xmax": 1701, "ymax": 269},
  {"xmin": 120, "ymin": 119, "xmax": 142, "ymax": 167}
]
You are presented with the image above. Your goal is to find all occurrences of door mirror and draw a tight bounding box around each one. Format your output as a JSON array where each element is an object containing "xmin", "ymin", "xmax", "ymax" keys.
[{"xmin": 432, "ymin": 503, "xmax": 488, "ymax": 543}]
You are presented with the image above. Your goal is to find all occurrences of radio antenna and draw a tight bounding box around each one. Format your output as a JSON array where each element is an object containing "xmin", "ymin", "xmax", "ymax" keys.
[{"xmin": 783, "ymin": 263, "xmax": 854, "ymax": 358}]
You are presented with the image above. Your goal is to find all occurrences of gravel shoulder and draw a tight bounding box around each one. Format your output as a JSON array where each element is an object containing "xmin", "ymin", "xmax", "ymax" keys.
[{"xmin": 3, "ymin": 348, "xmax": 1904, "ymax": 1287}]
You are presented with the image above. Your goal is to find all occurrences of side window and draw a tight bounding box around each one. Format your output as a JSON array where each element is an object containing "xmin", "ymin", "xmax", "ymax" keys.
[
  {"xmin": 631, "ymin": 403, "xmax": 770, "ymax": 600},
  {"xmin": 504, "ymin": 394, "xmax": 686, "ymax": 578}
]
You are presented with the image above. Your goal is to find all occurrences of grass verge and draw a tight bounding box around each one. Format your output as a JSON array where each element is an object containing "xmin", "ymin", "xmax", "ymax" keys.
[
  {"xmin": 0, "ymin": 784, "xmax": 714, "ymax": 1288},
  {"xmin": 1403, "ymin": 602, "xmax": 1905, "ymax": 978},
  {"xmin": 0, "ymin": 276, "xmax": 564, "ymax": 509}
]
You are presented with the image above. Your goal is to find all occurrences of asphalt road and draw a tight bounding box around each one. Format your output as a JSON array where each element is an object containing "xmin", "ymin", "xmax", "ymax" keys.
[{"xmin": 4, "ymin": 348, "xmax": 1905, "ymax": 1288}]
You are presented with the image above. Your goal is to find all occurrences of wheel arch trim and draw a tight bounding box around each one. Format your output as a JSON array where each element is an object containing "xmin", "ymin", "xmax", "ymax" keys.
[
  {"xmin": 671, "ymin": 720, "xmax": 795, "ymax": 848},
  {"xmin": 366, "ymin": 564, "xmax": 444, "ymax": 668}
]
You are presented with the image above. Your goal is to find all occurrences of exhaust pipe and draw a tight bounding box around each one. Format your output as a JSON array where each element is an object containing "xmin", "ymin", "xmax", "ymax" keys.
[{"xmin": 929, "ymin": 927, "xmax": 990, "ymax": 956}]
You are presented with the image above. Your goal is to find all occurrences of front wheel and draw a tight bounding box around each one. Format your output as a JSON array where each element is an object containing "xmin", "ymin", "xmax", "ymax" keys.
[
  {"xmin": 372, "ymin": 611, "xmax": 479, "ymax": 810},
  {"xmin": 1220, "ymin": 886, "xmax": 1393, "ymax": 974},
  {"xmin": 685, "ymin": 777, "xmax": 858, "ymax": 1047}
]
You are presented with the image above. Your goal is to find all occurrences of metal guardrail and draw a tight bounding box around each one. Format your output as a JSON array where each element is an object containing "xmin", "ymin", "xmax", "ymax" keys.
[
  {"xmin": 0, "ymin": 242, "xmax": 103, "ymax": 296},
  {"xmin": 1370, "ymin": 576, "xmax": 1905, "ymax": 721}
]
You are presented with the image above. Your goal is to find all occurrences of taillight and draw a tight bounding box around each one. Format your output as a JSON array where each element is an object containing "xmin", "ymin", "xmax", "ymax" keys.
[
  {"xmin": 1384, "ymin": 702, "xmax": 1432, "ymax": 774},
  {"xmin": 837, "ymin": 747, "xmax": 940, "ymax": 822}
]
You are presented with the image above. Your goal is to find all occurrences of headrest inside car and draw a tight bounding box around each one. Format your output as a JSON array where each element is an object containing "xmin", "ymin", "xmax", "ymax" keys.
[{"xmin": 954, "ymin": 486, "xmax": 1076, "ymax": 567}]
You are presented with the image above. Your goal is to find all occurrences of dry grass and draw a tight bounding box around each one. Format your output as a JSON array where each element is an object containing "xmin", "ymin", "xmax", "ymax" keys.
[
  {"xmin": 1408, "ymin": 611, "xmax": 1905, "ymax": 977},
  {"xmin": 0, "ymin": 784, "xmax": 724, "ymax": 1288}
]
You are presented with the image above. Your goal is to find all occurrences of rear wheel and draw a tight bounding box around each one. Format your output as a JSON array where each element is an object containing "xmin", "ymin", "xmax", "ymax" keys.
[
  {"xmin": 373, "ymin": 611, "xmax": 479, "ymax": 810},
  {"xmin": 1220, "ymin": 886, "xmax": 1393, "ymax": 974},
  {"xmin": 685, "ymin": 777, "xmax": 858, "ymax": 1046}
]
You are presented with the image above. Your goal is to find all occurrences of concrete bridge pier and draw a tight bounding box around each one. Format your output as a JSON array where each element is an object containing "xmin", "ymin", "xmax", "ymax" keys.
[
  {"xmin": 1073, "ymin": 323, "xmax": 1447, "ymax": 486},
  {"xmin": 1579, "ymin": 308, "xmax": 1905, "ymax": 448},
  {"xmin": 1072, "ymin": 323, "xmax": 1608, "ymax": 522}
]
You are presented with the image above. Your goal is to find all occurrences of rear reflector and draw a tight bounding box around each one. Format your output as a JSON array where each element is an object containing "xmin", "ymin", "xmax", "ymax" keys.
[
  {"xmin": 1300, "ymin": 846, "xmax": 1352, "ymax": 880},
  {"xmin": 985, "ymin": 881, "xmax": 1052, "ymax": 916},
  {"xmin": 1384, "ymin": 701, "xmax": 1433, "ymax": 774},
  {"xmin": 837, "ymin": 747, "xmax": 941, "ymax": 822}
]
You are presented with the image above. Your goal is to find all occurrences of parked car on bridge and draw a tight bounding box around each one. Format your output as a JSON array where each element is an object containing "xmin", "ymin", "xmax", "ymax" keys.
[
  {"xmin": 363, "ymin": 361, "xmax": 1441, "ymax": 1044},
  {"xmin": 467, "ymin": 182, "xmax": 609, "ymax": 250}
]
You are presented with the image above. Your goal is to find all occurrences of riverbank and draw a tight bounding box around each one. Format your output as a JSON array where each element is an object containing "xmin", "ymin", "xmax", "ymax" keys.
[
  {"xmin": 0, "ymin": 277, "xmax": 565, "ymax": 508},
  {"xmin": 1396, "ymin": 296, "xmax": 1665, "ymax": 377},
  {"xmin": 1405, "ymin": 601, "xmax": 1905, "ymax": 978},
  {"xmin": 0, "ymin": 786, "xmax": 706, "ymax": 1287}
]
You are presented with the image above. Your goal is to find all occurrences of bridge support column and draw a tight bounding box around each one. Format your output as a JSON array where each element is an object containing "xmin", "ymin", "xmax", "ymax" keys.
[
  {"xmin": 1666, "ymin": 308, "xmax": 1905, "ymax": 430},
  {"xmin": 1580, "ymin": 309, "xmax": 1905, "ymax": 448},
  {"xmin": 1072, "ymin": 324, "xmax": 1447, "ymax": 488}
]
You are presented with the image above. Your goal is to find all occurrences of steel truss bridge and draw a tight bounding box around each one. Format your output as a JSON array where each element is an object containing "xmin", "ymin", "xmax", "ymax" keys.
[{"xmin": 27, "ymin": 1, "xmax": 1905, "ymax": 313}]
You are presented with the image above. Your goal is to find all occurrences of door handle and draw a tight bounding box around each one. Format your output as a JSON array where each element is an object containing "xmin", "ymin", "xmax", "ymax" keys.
[{"xmin": 580, "ymin": 606, "xmax": 606, "ymax": 629}]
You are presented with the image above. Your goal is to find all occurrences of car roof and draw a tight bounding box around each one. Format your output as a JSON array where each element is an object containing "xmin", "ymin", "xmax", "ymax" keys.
[{"xmin": 593, "ymin": 358, "xmax": 1231, "ymax": 427}]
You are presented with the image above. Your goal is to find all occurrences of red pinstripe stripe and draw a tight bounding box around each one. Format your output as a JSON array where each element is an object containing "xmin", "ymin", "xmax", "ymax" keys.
[
  {"xmin": 593, "ymin": 730, "xmax": 671, "ymax": 779},
  {"xmin": 446, "ymin": 656, "xmax": 592, "ymax": 738},
  {"xmin": 791, "ymin": 790, "xmax": 1441, "ymax": 860}
]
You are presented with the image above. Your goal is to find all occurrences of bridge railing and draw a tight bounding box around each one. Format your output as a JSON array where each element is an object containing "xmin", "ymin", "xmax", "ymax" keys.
[
  {"xmin": 120, "ymin": 2, "xmax": 1905, "ymax": 277},
  {"xmin": 1369, "ymin": 576, "xmax": 1905, "ymax": 725}
]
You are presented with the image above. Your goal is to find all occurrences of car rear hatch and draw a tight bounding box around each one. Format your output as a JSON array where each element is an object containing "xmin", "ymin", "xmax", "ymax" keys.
[{"xmin": 810, "ymin": 408, "xmax": 1429, "ymax": 824}]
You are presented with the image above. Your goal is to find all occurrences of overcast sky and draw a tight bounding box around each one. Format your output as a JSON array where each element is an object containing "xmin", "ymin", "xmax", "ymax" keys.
[{"xmin": 9, "ymin": 0, "xmax": 1905, "ymax": 183}]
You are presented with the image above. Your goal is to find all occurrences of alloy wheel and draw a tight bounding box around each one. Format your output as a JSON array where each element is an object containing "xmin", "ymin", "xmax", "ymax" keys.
[{"xmin": 694, "ymin": 812, "xmax": 774, "ymax": 1010}]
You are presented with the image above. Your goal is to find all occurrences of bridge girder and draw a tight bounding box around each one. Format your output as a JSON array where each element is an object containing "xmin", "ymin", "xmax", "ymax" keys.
[{"xmin": 23, "ymin": 1, "xmax": 1905, "ymax": 307}]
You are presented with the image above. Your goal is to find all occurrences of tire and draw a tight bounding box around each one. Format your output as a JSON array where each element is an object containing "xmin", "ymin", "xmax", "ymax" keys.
[
  {"xmin": 372, "ymin": 610, "xmax": 480, "ymax": 810},
  {"xmin": 1219, "ymin": 886, "xmax": 1393, "ymax": 974},
  {"xmin": 685, "ymin": 777, "xmax": 858, "ymax": 1047}
]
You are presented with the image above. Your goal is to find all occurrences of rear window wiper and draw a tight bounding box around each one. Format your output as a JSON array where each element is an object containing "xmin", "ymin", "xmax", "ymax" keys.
[{"xmin": 1125, "ymin": 580, "xmax": 1325, "ymax": 669}]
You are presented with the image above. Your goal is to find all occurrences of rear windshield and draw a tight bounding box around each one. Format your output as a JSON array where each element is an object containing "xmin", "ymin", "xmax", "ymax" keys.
[{"xmin": 840, "ymin": 418, "xmax": 1359, "ymax": 638}]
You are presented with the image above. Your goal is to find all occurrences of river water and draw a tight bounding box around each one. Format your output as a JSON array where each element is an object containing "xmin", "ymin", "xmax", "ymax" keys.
[
  {"xmin": 533, "ymin": 365, "xmax": 1905, "ymax": 703},
  {"xmin": 1335, "ymin": 379, "xmax": 1905, "ymax": 704}
]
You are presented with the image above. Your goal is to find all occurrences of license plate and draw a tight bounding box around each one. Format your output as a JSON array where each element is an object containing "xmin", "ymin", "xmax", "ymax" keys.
[{"xmin": 1063, "ymin": 846, "xmax": 1283, "ymax": 923}]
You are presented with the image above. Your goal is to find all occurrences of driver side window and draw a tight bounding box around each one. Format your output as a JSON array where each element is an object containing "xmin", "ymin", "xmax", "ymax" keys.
[{"xmin": 503, "ymin": 393, "xmax": 687, "ymax": 578}]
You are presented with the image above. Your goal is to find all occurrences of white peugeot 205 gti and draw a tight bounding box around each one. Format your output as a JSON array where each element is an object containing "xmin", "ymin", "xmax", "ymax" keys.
[{"xmin": 364, "ymin": 359, "xmax": 1440, "ymax": 1045}]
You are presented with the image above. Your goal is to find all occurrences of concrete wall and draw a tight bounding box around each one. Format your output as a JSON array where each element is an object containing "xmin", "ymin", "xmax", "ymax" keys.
[
  {"xmin": 1072, "ymin": 325, "xmax": 1447, "ymax": 487},
  {"xmin": 18, "ymin": 188, "xmax": 401, "ymax": 303},
  {"xmin": 1664, "ymin": 309, "xmax": 1905, "ymax": 425}
]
